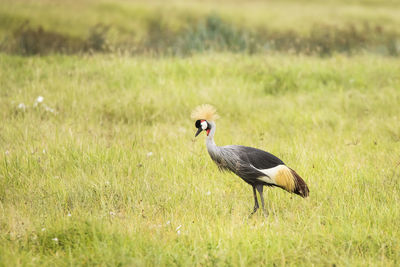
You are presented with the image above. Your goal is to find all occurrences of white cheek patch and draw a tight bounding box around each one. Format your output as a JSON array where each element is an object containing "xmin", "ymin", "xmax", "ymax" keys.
[{"xmin": 201, "ymin": 121, "xmax": 208, "ymax": 130}]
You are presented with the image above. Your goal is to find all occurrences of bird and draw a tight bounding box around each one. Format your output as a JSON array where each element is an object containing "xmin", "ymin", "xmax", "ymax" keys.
[{"xmin": 191, "ymin": 104, "xmax": 309, "ymax": 217}]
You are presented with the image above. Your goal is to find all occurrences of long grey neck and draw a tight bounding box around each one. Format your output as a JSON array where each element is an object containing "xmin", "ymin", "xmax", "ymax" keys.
[{"xmin": 206, "ymin": 121, "xmax": 219, "ymax": 156}]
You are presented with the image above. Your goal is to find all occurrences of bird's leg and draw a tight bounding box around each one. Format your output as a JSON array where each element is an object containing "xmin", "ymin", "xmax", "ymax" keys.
[
  {"xmin": 256, "ymin": 185, "xmax": 268, "ymax": 218},
  {"xmin": 249, "ymin": 185, "xmax": 259, "ymax": 217}
]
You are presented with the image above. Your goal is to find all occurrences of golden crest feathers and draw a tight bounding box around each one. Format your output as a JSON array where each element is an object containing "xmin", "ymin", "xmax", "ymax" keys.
[{"xmin": 191, "ymin": 104, "xmax": 219, "ymax": 121}]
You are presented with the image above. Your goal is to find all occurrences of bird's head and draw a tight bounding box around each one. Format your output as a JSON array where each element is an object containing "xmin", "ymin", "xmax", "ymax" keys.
[
  {"xmin": 191, "ymin": 104, "xmax": 219, "ymax": 137},
  {"xmin": 195, "ymin": 119, "xmax": 211, "ymax": 137}
]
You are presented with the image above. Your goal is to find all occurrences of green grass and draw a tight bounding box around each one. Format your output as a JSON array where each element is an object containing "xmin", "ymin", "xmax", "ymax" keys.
[
  {"xmin": 1, "ymin": 0, "xmax": 400, "ymax": 265},
  {"xmin": 1, "ymin": 53, "xmax": 400, "ymax": 266},
  {"xmin": 1, "ymin": 0, "xmax": 400, "ymax": 55},
  {"xmin": 2, "ymin": 0, "xmax": 400, "ymax": 38}
]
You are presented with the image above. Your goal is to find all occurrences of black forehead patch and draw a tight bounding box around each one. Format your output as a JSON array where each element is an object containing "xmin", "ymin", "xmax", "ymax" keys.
[{"xmin": 195, "ymin": 120, "xmax": 201, "ymax": 128}]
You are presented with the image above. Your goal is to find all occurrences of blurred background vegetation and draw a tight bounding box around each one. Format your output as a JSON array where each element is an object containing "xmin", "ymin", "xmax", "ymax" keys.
[{"xmin": 1, "ymin": 0, "xmax": 399, "ymax": 56}]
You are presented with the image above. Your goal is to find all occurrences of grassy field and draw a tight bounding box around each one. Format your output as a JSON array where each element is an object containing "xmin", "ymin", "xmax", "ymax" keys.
[
  {"xmin": 1, "ymin": 0, "xmax": 400, "ymax": 55},
  {"xmin": 1, "ymin": 0, "xmax": 400, "ymax": 266},
  {"xmin": 1, "ymin": 54, "xmax": 400, "ymax": 266},
  {"xmin": 2, "ymin": 0, "xmax": 400, "ymax": 38}
]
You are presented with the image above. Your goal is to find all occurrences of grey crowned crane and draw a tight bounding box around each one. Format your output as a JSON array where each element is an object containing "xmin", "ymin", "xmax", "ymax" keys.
[{"xmin": 192, "ymin": 104, "xmax": 309, "ymax": 217}]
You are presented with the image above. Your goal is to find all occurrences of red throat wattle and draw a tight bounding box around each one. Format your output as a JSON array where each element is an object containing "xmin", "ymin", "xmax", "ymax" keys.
[{"xmin": 206, "ymin": 129, "xmax": 210, "ymax": 136}]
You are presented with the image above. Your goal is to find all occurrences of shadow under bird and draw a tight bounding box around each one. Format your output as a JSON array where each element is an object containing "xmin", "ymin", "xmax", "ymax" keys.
[{"xmin": 192, "ymin": 104, "xmax": 309, "ymax": 217}]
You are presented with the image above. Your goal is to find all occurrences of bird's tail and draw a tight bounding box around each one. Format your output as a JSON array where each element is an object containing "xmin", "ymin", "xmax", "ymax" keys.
[
  {"xmin": 274, "ymin": 166, "xmax": 309, "ymax": 198},
  {"xmin": 289, "ymin": 168, "xmax": 309, "ymax": 198}
]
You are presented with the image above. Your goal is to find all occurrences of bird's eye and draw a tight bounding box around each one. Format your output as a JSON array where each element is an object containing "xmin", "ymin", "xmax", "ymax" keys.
[{"xmin": 201, "ymin": 121, "xmax": 208, "ymax": 130}]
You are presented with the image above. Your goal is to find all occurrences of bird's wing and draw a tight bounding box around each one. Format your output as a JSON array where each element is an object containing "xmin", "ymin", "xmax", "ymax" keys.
[
  {"xmin": 220, "ymin": 145, "xmax": 309, "ymax": 197},
  {"xmin": 223, "ymin": 145, "xmax": 284, "ymax": 169}
]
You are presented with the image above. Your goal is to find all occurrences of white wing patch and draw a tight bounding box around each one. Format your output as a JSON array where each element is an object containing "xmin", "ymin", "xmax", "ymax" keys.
[{"xmin": 255, "ymin": 164, "xmax": 288, "ymax": 185}]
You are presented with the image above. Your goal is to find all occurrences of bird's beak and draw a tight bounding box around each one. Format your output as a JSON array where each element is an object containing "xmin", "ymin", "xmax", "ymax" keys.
[{"xmin": 195, "ymin": 128, "xmax": 202, "ymax": 137}]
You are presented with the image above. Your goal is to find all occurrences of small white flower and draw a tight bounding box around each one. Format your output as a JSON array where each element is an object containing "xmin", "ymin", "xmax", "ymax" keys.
[
  {"xmin": 52, "ymin": 237, "xmax": 58, "ymax": 242},
  {"xmin": 177, "ymin": 230, "xmax": 181, "ymax": 235},
  {"xmin": 166, "ymin": 220, "xmax": 171, "ymax": 225},
  {"xmin": 206, "ymin": 191, "xmax": 211, "ymax": 196},
  {"xmin": 17, "ymin": 103, "xmax": 26, "ymax": 110},
  {"xmin": 109, "ymin": 211, "xmax": 116, "ymax": 216},
  {"xmin": 5, "ymin": 150, "xmax": 10, "ymax": 155},
  {"xmin": 67, "ymin": 213, "xmax": 72, "ymax": 217},
  {"xmin": 42, "ymin": 149, "xmax": 46, "ymax": 154},
  {"xmin": 105, "ymin": 181, "xmax": 110, "ymax": 185},
  {"xmin": 44, "ymin": 105, "xmax": 55, "ymax": 113},
  {"xmin": 41, "ymin": 228, "xmax": 46, "ymax": 232},
  {"xmin": 147, "ymin": 152, "xmax": 153, "ymax": 157},
  {"xmin": 36, "ymin": 96, "xmax": 44, "ymax": 103},
  {"xmin": 34, "ymin": 96, "xmax": 44, "ymax": 107}
]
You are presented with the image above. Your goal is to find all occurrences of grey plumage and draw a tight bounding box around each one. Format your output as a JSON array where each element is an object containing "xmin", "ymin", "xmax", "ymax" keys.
[{"xmin": 205, "ymin": 121, "xmax": 281, "ymax": 186}]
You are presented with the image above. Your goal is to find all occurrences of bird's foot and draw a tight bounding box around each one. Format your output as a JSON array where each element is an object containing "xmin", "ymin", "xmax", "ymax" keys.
[
  {"xmin": 262, "ymin": 211, "xmax": 269, "ymax": 219},
  {"xmin": 261, "ymin": 207, "xmax": 269, "ymax": 219},
  {"xmin": 248, "ymin": 207, "xmax": 259, "ymax": 218}
]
